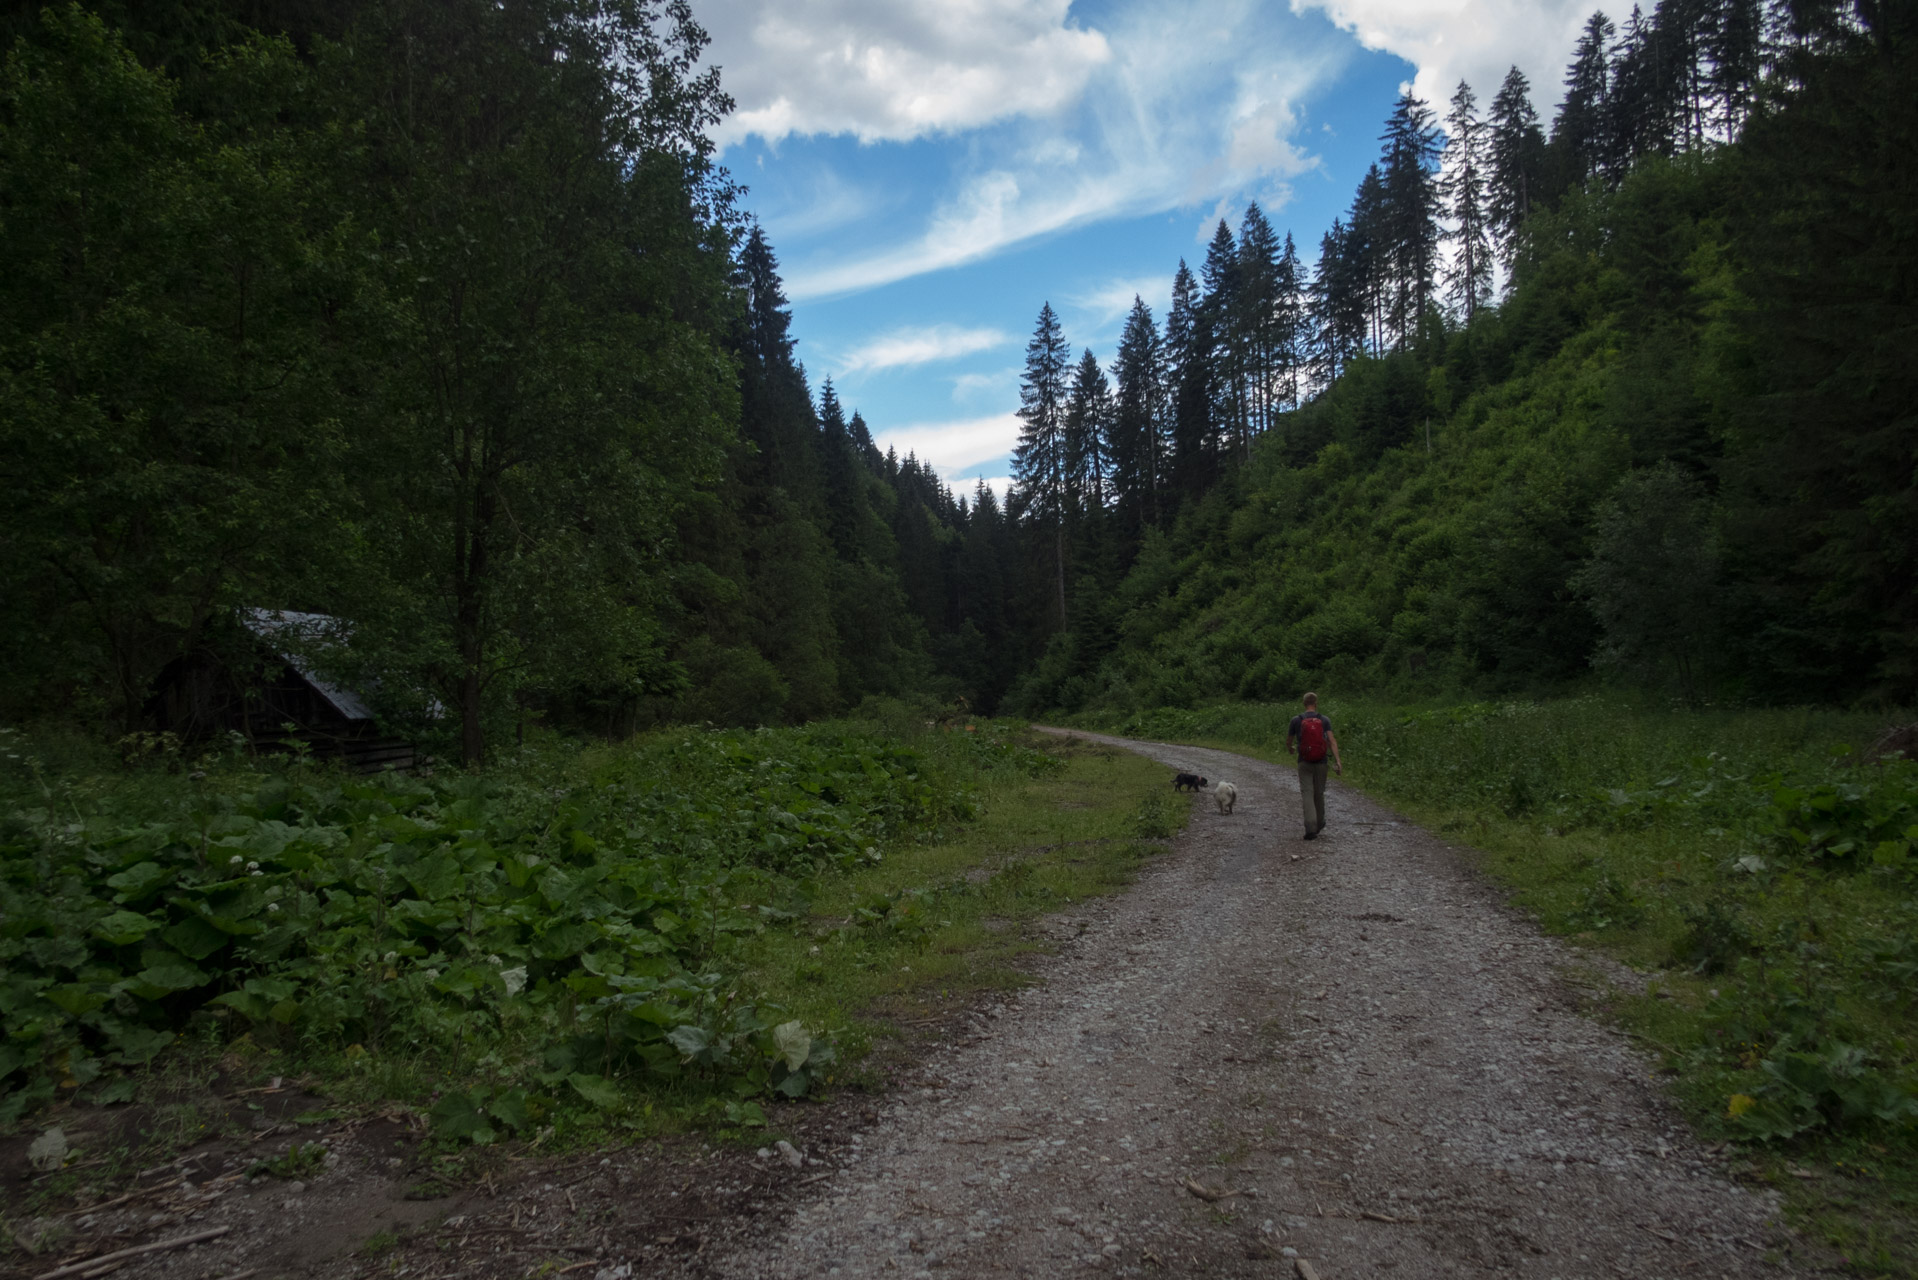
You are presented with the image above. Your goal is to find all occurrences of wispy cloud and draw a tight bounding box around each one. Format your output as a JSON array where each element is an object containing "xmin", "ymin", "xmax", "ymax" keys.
[
  {"xmin": 951, "ymin": 366, "xmax": 1021, "ymax": 405},
  {"xmin": 755, "ymin": 166, "xmax": 881, "ymax": 240},
  {"xmin": 1067, "ymin": 275, "xmax": 1172, "ymax": 328},
  {"xmin": 872, "ymin": 412, "xmax": 1023, "ymax": 476},
  {"xmin": 777, "ymin": 0, "xmax": 1346, "ymax": 300},
  {"xmin": 838, "ymin": 325, "xmax": 1013, "ymax": 376}
]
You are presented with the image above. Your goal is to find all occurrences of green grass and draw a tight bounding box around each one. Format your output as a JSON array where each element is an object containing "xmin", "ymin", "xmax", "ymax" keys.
[
  {"xmin": 737, "ymin": 733, "xmax": 1177, "ymax": 1075},
  {"xmin": 0, "ymin": 712, "xmax": 1180, "ymax": 1190},
  {"xmin": 1076, "ymin": 695, "xmax": 1918, "ymax": 1278}
]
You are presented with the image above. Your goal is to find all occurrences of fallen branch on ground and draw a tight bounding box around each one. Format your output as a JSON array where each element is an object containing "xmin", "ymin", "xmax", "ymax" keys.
[{"xmin": 34, "ymin": 1226, "xmax": 232, "ymax": 1280}]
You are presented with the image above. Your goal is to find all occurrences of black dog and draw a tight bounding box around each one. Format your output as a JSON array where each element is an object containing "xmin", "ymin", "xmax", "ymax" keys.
[{"xmin": 1171, "ymin": 772, "xmax": 1208, "ymax": 792}]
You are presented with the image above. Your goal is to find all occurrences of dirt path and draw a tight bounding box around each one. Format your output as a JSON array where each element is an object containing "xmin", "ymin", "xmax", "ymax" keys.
[{"xmin": 707, "ymin": 730, "xmax": 1791, "ymax": 1279}]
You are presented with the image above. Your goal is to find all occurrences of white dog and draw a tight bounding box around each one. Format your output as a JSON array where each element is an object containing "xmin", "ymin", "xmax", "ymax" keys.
[{"xmin": 1212, "ymin": 781, "xmax": 1237, "ymax": 814}]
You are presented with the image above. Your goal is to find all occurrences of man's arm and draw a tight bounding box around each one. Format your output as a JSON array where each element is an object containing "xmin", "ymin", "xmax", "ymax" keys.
[{"xmin": 1328, "ymin": 730, "xmax": 1343, "ymax": 775}]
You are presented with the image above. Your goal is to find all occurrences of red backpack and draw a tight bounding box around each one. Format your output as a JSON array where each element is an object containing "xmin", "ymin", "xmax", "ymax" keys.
[{"xmin": 1299, "ymin": 714, "xmax": 1328, "ymax": 763}]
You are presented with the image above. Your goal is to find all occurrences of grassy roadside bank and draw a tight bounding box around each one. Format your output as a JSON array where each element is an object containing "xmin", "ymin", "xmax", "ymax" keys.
[
  {"xmin": 1074, "ymin": 697, "xmax": 1918, "ymax": 1277},
  {"xmin": 0, "ymin": 714, "xmax": 1177, "ymax": 1224}
]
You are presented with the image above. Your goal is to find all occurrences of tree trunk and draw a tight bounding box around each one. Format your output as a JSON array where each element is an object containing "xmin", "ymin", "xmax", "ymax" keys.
[
  {"xmin": 455, "ymin": 477, "xmax": 492, "ymax": 766},
  {"xmin": 1054, "ymin": 522, "xmax": 1068, "ymax": 631}
]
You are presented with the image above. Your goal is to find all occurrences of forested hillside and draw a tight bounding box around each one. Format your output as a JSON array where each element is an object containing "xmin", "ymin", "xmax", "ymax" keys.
[{"xmin": 995, "ymin": 0, "xmax": 1916, "ymax": 715}]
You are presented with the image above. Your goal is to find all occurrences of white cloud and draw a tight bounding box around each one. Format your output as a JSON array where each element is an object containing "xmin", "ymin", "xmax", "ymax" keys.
[
  {"xmin": 1291, "ymin": 0, "xmax": 1594, "ymax": 121},
  {"xmin": 872, "ymin": 412, "xmax": 1023, "ymax": 477},
  {"xmin": 837, "ymin": 325, "xmax": 1013, "ymax": 376},
  {"xmin": 777, "ymin": 0, "xmax": 1344, "ymax": 299},
  {"xmin": 706, "ymin": 1, "xmax": 1111, "ymax": 148},
  {"xmin": 951, "ymin": 367, "xmax": 1022, "ymax": 405}
]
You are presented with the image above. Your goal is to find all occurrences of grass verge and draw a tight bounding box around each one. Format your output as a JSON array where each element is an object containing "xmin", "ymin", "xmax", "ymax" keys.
[
  {"xmin": 736, "ymin": 732, "xmax": 1179, "ymax": 1081},
  {"xmin": 1074, "ymin": 696, "xmax": 1918, "ymax": 1279}
]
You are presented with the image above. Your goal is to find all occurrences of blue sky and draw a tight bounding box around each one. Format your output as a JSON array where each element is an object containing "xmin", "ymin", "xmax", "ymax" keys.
[{"xmin": 699, "ymin": 0, "xmax": 1596, "ymax": 496}]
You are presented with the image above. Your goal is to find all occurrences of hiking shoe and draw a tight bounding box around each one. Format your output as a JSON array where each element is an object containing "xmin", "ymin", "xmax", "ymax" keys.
[{"xmin": 1303, "ymin": 830, "xmax": 1316, "ymax": 841}]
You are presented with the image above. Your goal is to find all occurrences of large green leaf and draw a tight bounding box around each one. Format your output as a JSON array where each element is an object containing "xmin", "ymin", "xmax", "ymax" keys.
[
  {"xmin": 135, "ymin": 960, "xmax": 209, "ymax": 992},
  {"xmin": 105, "ymin": 862, "xmax": 171, "ymax": 901},
  {"xmin": 772, "ymin": 1020, "xmax": 811, "ymax": 1071},
  {"xmin": 401, "ymin": 853, "xmax": 462, "ymax": 900},
  {"xmin": 92, "ymin": 911, "xmax": 159, "ymax": 946},
  {"xmin": 568, "ymin": 1073, "xmax": 622, "ymax": 1110},
  {"xmin": 161, "ymin": 916, "xmax": 229, "ymax": 960}
]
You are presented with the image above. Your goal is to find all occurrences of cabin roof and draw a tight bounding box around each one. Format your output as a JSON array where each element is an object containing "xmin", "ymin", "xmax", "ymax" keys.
[{"xmin": 241, "ymin": 608, "xmax": 375, "ymax": 722}]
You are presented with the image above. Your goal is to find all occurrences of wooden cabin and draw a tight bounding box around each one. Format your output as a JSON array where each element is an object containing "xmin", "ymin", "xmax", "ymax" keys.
[{"xmin": 147, "ymin": 609, "xmax": 417, "ymax": 771}]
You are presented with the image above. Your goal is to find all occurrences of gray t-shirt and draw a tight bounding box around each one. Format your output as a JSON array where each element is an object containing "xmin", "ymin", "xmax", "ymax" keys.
[{"xmin": 1288, "ymin": 712, "xmax": 1332, "ymax": 762}]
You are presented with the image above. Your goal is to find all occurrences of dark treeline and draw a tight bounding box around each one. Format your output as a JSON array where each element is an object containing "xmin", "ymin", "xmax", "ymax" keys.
[
  {"xmin": 992, "ymin": 0, "xmax": 1916, "ymax": 713},
  {"xmin": 2, "ymin": 0, "xmax": 1912, "ymax": 762},
  {"xmin": 0, "ymin": 0, "xmax": 1050, "ymax": 760}
]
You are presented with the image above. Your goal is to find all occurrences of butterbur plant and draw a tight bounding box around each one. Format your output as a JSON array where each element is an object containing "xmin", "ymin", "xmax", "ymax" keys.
[
  {"xmin": 1763, "ymin": 764, "xmax": 1918, "ymax": 871},
  {"xmin": 0, "ymin": 722, "xmax": 982, "ymax": 1126}
]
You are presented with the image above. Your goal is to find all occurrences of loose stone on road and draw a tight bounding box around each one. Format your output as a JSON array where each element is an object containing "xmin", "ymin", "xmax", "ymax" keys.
[{"xmin": 718, "ymin": 730, "xmax": 1789, "ymax": 1279}]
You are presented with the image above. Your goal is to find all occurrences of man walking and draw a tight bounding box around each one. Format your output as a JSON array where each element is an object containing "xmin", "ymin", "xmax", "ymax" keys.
[{"xmin": 1285, "ymin": 692, "xmax": 1342, "ymax": 840}]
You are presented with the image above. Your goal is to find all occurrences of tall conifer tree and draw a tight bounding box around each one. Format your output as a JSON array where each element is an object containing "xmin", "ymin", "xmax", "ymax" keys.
[
  {"xmin": 1443, "ymin": 80, "xmax": 1495, "ymax": 322},
  {"xmin": 1348, "ymin": 164, "xmax": 1391, "ymax": 353},
  {"xmin": 1236, "ymin": 203, "xmax": 1284, "ymax": 440},
  {"xmin": 1274, "ymin": 231, "xmax": 1307, "ymax": 415},
  {"xmin": 1164, "ymin": 260, "xmax": 1216, "ymax": 506},
  {"xmin": 1108, "ymin": 297, "xmax": 1165, "ymax": 539},
  {"xmin": 1488, "ymin": 66, "xmax": 1546, "ymax": 264},
  {"xmin": 1010, "ymin": 303, "xmax": 1072, "ymax": 628},
  {"xmin": 1379, "ymin": 92, "xmax": 1444, "ymax": 345},
  {"xmin": 1200, "ymin": 220, "xmax": 1247, "ymax": 456},
  {"xmin": 1554, "ymin": 11, "xmax": 1618, "ymax": 192},
  {"xmin": 1064, "ymin": 348, "xmax": 1113, "ymax": 514}
]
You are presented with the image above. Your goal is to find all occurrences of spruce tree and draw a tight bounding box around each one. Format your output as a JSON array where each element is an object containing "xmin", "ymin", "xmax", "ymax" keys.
[
  {"xmin": 1200, "ymin": 220, "xmax": 1247, "ymax": 456},
  {"xmin": 1442, "ymin": 80, "xmax": 1495, "ymax": 322},
  {"xmin": 1705, "ymin": 0, "xmax": 1766, "ymax": 134},
  {"xmin": 1488, "ymin": 66, "xmax": 1547, "ymax": 265},
  {"xmin": 1348, "ymin": 164, "xmax": 1391, "ymax": 353},
  {"xmin": 1553, "ymin": 11, "xmax": 1617, "ymax": 193},
  {"xmin": 816, "ymin": 380, "xmax": 870, "ymax": 562},
  {"xmin": 1109, "ymin": 297, "xmax": 1165, "ymax": 540},
  {"xmin": 1064, "ymin": 348, "xmax": 1113, "ymax": 513},
  {"xmin": 1379, "ymin": 92, "xmax": 1444, "ymax": 346},
  {"xmin": 1164, "ymin": 260, "xmax": 1218, "ymax": 507},
  {"xmin": 1010, "ymin": 303, "xmax": 1072, "ymax": 629},
  {"xmin": 1237, "ymin": 203, "xmax": 1284, "ymax": 440},
  {"xmin": 1275, "ymin": 231, "xmax": 1307, "ymax": 415},
  {"xmin": 1308, "ymin": 220, "xmax": 1363, "ymax": 385},
  {"xmin": 1380, "ymin": 90, "xmax": 1442, "ymax": 345},
  {"xmin": 1608, "ymin": 6, "xmax": 1663, "ymax": 167}
]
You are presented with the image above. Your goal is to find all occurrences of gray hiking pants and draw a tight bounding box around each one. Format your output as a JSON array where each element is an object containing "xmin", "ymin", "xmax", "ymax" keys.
[{"xmin": 1298, "ymin": 761, "xmax": 1328, "ymax": 834}]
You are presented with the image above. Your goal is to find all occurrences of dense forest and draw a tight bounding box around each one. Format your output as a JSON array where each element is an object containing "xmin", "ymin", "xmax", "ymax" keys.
[
  {"xmin": 0, "ymin": 0, "xmax": 1033, "ymax": 765},
  {"xmin": 0, "ymin": 0, "xmax": 1912, "ymax": 767}
]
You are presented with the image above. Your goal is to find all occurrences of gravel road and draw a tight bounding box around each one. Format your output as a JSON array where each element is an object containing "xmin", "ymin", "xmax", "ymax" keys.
[{"xmin": 713, "ymin": 730, "xmax": 1791, "ymax": 1280}]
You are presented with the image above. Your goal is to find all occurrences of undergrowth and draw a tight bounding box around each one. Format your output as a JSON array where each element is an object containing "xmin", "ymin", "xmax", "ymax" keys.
[
  {"xmin": 1083, "ymin": 695, "xmax": 1918, "ymax": 1277},
  {"xmin": 0, "ymin": 710, "xmax": 1079, "ymax": 1147}
]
